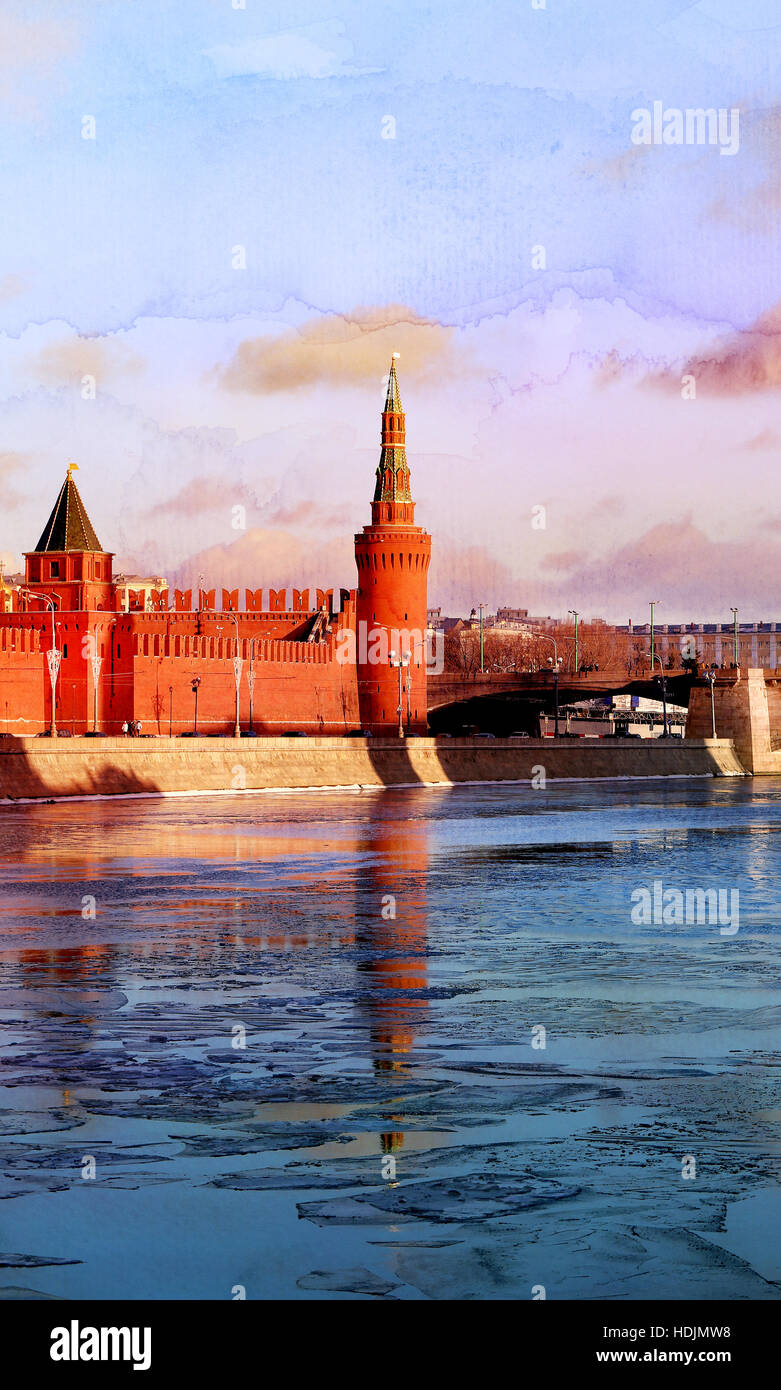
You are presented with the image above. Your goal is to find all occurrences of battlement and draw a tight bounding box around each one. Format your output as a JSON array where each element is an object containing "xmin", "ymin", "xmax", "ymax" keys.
[{"xmin": 124, "ymin": 586, "xmax": 351, "ymax": 614}]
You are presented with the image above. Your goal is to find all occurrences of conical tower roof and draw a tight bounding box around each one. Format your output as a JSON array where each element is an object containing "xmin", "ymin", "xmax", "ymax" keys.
[
  {"xmin": 34, "ymin": 469, "xmax": 104, "ymax": 553},
  {"xmin": 384, "ymin": 356, "xmax": 403, "ymax": 412}
]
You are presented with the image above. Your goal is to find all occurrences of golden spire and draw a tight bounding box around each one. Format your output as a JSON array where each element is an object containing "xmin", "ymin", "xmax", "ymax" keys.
[{"xmin": 383, "ymin": 354, "xmax": 402, "ymax": 412}]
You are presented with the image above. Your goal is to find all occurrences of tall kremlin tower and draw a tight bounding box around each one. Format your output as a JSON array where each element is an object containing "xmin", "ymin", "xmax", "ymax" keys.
[{"xmin": 354, "ymin": 358, "xmax": 431, "ymax": 734}]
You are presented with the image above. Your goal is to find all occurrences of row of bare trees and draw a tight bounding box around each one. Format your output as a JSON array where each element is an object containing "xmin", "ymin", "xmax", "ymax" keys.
[{"xmin": 443, "ymin": 624, "xmax": 697, "ymax": 676}]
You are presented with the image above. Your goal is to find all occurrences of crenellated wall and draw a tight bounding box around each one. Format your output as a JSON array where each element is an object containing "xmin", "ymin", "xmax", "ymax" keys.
[{"xmin": 0, "ymin": 596, "xmax": 361, "ymax": 735}]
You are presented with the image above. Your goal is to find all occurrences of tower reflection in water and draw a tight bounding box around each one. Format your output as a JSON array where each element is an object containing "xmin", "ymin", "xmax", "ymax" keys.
[{"xmin": 353, "ymin": 810, "xmax": 429, "ymax": 1160}]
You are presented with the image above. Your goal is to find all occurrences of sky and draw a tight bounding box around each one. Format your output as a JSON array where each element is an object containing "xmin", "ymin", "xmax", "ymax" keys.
[{"xmin": 1, "ymin": 0, "xmax": 780, "ymax": 622}]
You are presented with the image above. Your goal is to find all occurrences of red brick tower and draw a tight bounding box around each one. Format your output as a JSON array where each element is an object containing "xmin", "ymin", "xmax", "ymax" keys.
[
  {"xmin": 354, "ymin": 358, "xmax": 431, "ymax": 734},
  {"xmin": 23, "ymin": 464, "xmax": 115, "ymax": 613}
]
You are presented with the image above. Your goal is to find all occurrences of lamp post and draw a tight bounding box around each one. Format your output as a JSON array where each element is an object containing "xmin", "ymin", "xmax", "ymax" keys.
[
  {"xmin": 651, "ymin": 652, "xmax": 669, "ymax": 737},
  {"xmin": 21, "ymin": 589, "xmax": 59, "ymax": 737},
  {"xmin": 478, "ymin": 603, "xmax": 486, "ymax": 673},
  {"xmin": 90, "ymin": 620, "xmax": 114, "ymax": 734},
  {"xmin": 168, "ymin": 685, "xmax": 173, "ymax": 737},
  {"xmin": 568, "ymin": 609, "xmax": 580, "ymax": 672},
  {"xmin": 648, "ymin": 600, "xmax": 660, "ymax": 669},
  {"xmin": 389, "ymin": 649, "xmax": 410, "ymax": 738},
  {"xmin": 705, "ymin": 669, "xmax": 717, "ymax": 738},
  {"xmin": 538, "ymin": 634, "xmax": 561, "ymax": 737},
  {"xmin": 247, "ymin": 638, "xmax": 256, "ymax": 732},
  {"xmin": 91, "ymin": 648, "xmax": 102, "ymax": 733},
  {"xmin": 730, "ymin": 607, "xmax": 739, "ymax": 666},
  {"xmin": 226, "ymin": 609, "xmax": 242, "ymax": 738},
  {"xmin": 191, "ymin": 676, "xmax": 201, "ymax": 734}
]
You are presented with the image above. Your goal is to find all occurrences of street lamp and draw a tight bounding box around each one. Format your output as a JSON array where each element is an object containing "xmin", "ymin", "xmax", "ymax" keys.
[
  {"xmin": 191, "ymin": 676, "xmax": 201, "ymax": 735},
  {"xmin": 20, "ymin": 588, "xmax": 59, "ymax": 737},
  {"xmin": 389, "ymin": 648, "xmax": 410, "ymax": 738},
  {"xmin": 538, "ymin": 634, "xmax": 562, "ymax": 737},
  {"xmin": 651, "ymin": 652, "xmax": 669, "ymax": 737},
  {"xmin": 246, "ymin": 637, "xmax": 256, "ymax": 733},
  {"xmin": 169, "ymin": 684, "xmax": 173, "ymax": 737},
  {"xmin": 226, "ymin": 608, "xmax": 242, "ymax": 738},
  {"xmin": 730, "ymin": 607, "xmax": 739, "ymax": 667},
  {"xmin": 568, "ymin": 609, "xmax": 580, "ymax": 672},
  {"xmin": 90, "ymin": 618, "xmax": 115, "ymax": 734},
  {"xmin": 704, "ymin": 668, "xmax": 717, "ymax": 738},
  {"xmin": 648, "ymin": 600, "xmax": 660, "ymax": 669}
]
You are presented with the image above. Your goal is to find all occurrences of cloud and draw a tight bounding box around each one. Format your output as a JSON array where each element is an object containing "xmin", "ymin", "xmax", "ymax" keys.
[
  {"xmin": 540, "ymin": 519, "xmax": 781, "ymax": 620},
  {"xmin": 263, "ymin": 498, "xmax": 348, "ymax": 529},
  {"xmin": 28, "ymin": 334, "xmax": 144, "ymax": 388},
  {"xmin": 539, "ymin": 550, "xmax": 586, "ymax": 572},
  {"xmin": 0, "ymin": 451, "xmax": 28, "ymax": 510},
  {"xmin": 0, "ymin": 549, "xmax": 21, "ymax": 576},
  {"xmin": 219, "ymin": 305, "xmax": 465, "ymax": 394},
  {"xmin": 170, "ymin": 526, "xmax": 354, "ymax": 595},
  {"xmin": 428, "ymin": 540, "xmax": 516, "ymax": 614},
  {"xmin": 739, "ymin": 427, "xmax": 778, "ymax": 451},
  {"xmin": 0, "ymin": 14, "xmax": 78, "ymax": 119},
  {"xmin": 651, "ymin": 302, "xmax": 781, "ymax": 396},
  {"xmin": 204, "ymin": 26, "xmax": 380, "ymax": 81},
  {"xmin": 151, "ymin": 475, "xmax": 261, "ymax": 520},
  {"xmin": 0, "ymin": 274, "xmax": 27, "ymax": 303},
  {"xmin": 709, "ymin": 105, "xmax": 781, "ymax": 231}
]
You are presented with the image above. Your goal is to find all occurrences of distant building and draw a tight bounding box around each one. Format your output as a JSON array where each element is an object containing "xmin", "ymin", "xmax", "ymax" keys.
[{"xmin": 114, "ymin": 574, "xmax": 169, "ymax": 612}]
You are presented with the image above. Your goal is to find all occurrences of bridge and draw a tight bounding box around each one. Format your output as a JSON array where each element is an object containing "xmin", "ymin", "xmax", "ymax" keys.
[{"xmin": 427, "ymin": 668, "xmax": 696, "ymax": 719}]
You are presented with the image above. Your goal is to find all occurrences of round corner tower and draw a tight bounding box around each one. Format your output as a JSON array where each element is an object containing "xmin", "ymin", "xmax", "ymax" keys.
[{"xmin": 354, "ymin": 358, "xmax": 431, "ymax": 734}]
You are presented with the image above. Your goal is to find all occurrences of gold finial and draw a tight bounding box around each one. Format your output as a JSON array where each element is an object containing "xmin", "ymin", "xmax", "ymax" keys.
[{"xmin": 66, "ymin": 459, "xmax": 79, "ymax": 478}]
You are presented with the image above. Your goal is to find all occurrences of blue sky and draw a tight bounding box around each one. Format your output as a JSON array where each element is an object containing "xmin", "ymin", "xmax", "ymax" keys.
[{"xmin": 1, "ymin": 1, "xmax": 781, "ymax": 619}]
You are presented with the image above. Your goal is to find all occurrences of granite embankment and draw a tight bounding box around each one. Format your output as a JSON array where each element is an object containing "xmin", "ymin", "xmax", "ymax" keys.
[{"xmin": 0, "ymin": 735, "xmax": 746, "ymax": 801}]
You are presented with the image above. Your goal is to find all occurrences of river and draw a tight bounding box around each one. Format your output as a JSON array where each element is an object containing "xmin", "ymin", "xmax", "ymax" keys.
[{"xmin": 0, "ymin": 778, "xmax": 779, "ymax": 1300}]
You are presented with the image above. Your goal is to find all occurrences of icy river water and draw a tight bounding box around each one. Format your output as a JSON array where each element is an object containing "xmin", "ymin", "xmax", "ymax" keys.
[{"xmin": 0, "ymin": 778, "xmax": 779, "ymax": 1301}]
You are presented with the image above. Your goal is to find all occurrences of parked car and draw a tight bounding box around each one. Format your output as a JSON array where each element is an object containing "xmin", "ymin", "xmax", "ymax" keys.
[
  {"xmin": 509, "ymin": 731, "xmax": 530, "ymax": 738},
  {"xmin": 283, "ymin": 731, "xmax": 308, "ymax": 737},
  {"xmin": 240, "ymin": 729, "xmax": 259, "ymax": 737},
  {"xmin": 345, "ymin": 729, "xmax": 373, "ymax": 738},
  {"xmin": 475, "ymin": 731, "xmax": 496, "ymax": 739}
]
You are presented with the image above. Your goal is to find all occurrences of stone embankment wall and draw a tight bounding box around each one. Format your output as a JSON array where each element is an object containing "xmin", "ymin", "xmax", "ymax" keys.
[
  {"xmin": 686, "ymin": 668, "xmax": 781, "ymax": 774},
  {"xmin": 0, "ymin": 735, "xmax": 745, "ymax": 802}
]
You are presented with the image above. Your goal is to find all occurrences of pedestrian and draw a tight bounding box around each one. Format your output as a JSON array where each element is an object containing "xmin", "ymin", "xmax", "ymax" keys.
[
  {"xmin": 137, "ymin": 721, "xmax": 143, "ymax": 736},
  {"xmin": 122, "ymin": 721, "xmax": 128, "ymax": 736}
]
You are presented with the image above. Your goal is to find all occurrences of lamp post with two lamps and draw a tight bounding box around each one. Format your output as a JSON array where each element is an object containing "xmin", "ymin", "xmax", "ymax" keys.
[
  {"xmin": 389, "ymin": 648, "xmax": 410, "ymax": 738},
  {"xmin": 20, "ymin": 588, "xmax": 59, "ymax": 737}
]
